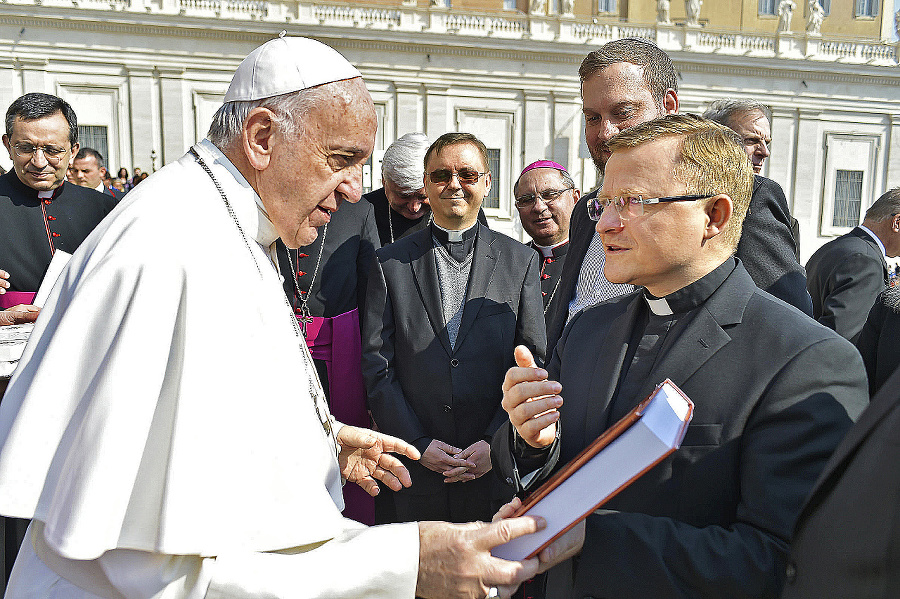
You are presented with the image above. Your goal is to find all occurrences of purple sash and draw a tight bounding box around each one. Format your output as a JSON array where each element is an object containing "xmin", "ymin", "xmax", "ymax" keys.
[
  {"xmin": 0, "ymin": 292, "xmax": 36, "ymax": 310},
  {"xmin": 300, "ymin": 308, "xmax": 374, "ymax": 525}
]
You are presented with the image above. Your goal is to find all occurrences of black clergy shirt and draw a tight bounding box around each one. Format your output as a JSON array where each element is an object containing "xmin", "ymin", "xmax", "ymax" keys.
[{"xmin": 0, "ymin": 171, "xmax": 118, "ymax": 292}]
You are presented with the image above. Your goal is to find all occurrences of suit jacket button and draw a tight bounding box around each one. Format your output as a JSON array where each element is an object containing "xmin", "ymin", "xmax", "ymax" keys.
[
  {"xmin": 785, "ymin": 561, "xmax": 797, "ymax": 583},
  {"xmin": 450, "ymin": 358, "xmax": 459, "ymax": 367},
  {"xmin": 442, "ymin": 404, "xmax": 452, "ymax": 413}
]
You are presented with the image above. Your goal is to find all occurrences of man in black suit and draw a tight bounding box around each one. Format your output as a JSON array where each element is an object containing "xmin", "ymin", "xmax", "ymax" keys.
[
  {"xmin": 781, "ymin": 364, "xmax": 900, "ymax": 598},
  {"xmin": 856, "ymin": 285, "xmax": 900, "ymax": 396},
  {"xmin": 493, "ymin": 115, "xmax": 867, "ymax": 599},
  {"xmin": 71, "ymin": 147, "xmax": 124, "ymax": 200},
  {"xmin": 545, "ymin": 39, "xmax": 809, "ymax": 355},
  {"xmin": 806, "ymin": 188, "xmax": 899, "ymax": 343},
  {"xmin": 363, "ymin": 132, "xmax": 546, "ymax": 524}
]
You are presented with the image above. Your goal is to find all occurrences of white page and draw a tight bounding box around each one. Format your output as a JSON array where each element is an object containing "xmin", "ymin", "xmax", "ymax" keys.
[{"xmin": 33, "ymin": 249, "xmax": 72, "ymax": 307}]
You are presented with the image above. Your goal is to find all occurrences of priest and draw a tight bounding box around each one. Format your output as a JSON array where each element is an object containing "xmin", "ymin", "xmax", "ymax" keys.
[
  {"xmin": 0, "ymin": 36, "xmax": 541, "ymax": 599},
  {"xmin": 0, "ymin": 93, "xmax": 117, "ymax": 309}
]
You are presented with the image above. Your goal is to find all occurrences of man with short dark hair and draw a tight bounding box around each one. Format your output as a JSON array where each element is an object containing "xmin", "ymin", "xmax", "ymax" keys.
[
  {"xmin": 364, "ymin": 132, "xmax": 487, "ymax": 246},
  {"xmin": 71, "ymin": 147, "xmax": 123, "ymax": 200},
  {"xmin": 545, "ymin": 39, "xmax": 810, "ymax": 356},
  {"xmin": 514, "ymin": 161, "xmax": 579, "ymax": 313},
  {"xmin": 364, "ymin": 132, "xmax": 546, "ymax": 525},
  {"xmin": 494, "ymin": 114, "xmax": 867, "ymax": 599},
  {"xmin": 0, "ymin": 93, "xmax": 117, "ymax": 306},
  {"xmin": 806, "ymin": 188, "xmax": 900, "ymax": 343}
]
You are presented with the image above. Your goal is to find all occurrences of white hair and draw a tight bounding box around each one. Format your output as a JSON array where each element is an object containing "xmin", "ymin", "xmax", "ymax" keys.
[
  {"xmin": 382, "ymin": 132, "xmax": 431, "ymax": 192},
  {"xmin": 207, "ymin": 81, "xmax": 355, "ymax": 149}
]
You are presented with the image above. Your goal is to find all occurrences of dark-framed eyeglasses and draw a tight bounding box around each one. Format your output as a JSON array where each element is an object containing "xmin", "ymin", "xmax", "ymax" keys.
[
  {"xmin": 514, "ymin": 187, "xmax": 574, "ymax": 209},
  {"xmin": 12, "ymin": 142, "xmax": 69, "ymax": 165},
  {"xmin": 427, "ymin": 168, "xmax": 488, "ymax": 185},
  {"xmin": 587, "ymin": 194, "xmax": 713, "ymax": 221}
]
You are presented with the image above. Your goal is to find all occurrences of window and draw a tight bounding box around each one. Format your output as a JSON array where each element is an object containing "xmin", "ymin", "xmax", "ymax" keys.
[
  {"xmin": 855, "ymin": 0, "xmax": 877, "ymax": 17},
  {"xmin": 78, "ymin": 125, "xmax": 108, "ymax": 162},
  {"xmin": 484, "ymin": 148, "xmax": 501, "ymax": 209},
  {"xmin": 597, "ymin": 0, "xmax": 617, "ymax": 13},
  {"xmin": 819, "ymin": 0, "xmax": 830, "ymax": 16},
  {"xmin": 503, "ymin": 0, "xmax": 516, "ymax": 8},
  {"xmin": 833, "ymin": 170, "xmax": 863, "ymax": 228},
  {"xmin": 758, "ymin": 0, "xmax": 776, "ymax": 15}
]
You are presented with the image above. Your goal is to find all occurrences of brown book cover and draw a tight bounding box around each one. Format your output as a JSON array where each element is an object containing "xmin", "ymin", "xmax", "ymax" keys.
[{"xmin": 492, "ymin": 378, "xmax": 693, "ymax": 561}]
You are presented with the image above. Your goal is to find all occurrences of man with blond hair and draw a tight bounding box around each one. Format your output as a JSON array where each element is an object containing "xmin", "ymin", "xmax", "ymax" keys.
[{"xmin": 493, "ymin": 114, "xmax": 867, "ymax": 599}]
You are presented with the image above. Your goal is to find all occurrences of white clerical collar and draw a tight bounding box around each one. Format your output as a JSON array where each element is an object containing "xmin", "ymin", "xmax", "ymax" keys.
[
  {"xmin": 433, "ymin": 221, "xmax": 477, "ymax": 242},
  {"xmin": 534, "ymin": 239, "xmax": 568, "ymax": 258},
  {"xmin": 644, "ymin": 295, "xmax": 673, "ymax": 316},
  {"xmin": 37, "ymin": 189, "xmax": 53, "ymax": 199},
  {"xmin": 858, "ymin": 224, "xmax": 887, "ymax": 258},
  {"xmin": 196, "ymin": 139, "xmax": 280, "ymax": 263}
]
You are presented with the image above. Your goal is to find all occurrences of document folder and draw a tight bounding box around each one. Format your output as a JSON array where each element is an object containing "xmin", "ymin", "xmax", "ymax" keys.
[{"xmin": 492, "ymin": 378, "xmax": 693, "ymax": 561}]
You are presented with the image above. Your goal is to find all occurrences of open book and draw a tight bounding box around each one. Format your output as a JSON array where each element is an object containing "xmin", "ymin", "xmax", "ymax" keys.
[{"xmin": 492, "ymin": 379, "xmax": 693, "ymax": 561}]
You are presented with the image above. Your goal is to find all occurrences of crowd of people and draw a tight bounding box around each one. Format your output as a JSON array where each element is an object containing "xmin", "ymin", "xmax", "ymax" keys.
[{"xmin": 0, "ymin": 33, "xmax": 898, "ymax": 599}]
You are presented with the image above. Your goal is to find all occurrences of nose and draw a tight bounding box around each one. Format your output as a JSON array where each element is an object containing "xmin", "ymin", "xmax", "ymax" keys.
[
  {"xmin": 596, "ymin": 201, "xmax": 624, "ymax": 234},
  {"xmin": 29, "ymin": 148, "xmax": 49, "ymax": 168},
  {"xmin": 336, "ymin": 163, "xmax": 363, "ymax": 204},
  {"xmin": 757, "ymin": 140, "xmax": 770, "ymax": 158},
  {"xmin": 599, "ymin": 119, "xmax": 619, "ymax": 143}
]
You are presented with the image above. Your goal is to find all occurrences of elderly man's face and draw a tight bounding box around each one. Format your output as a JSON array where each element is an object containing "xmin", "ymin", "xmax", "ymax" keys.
[
  {"xmin": 384, "ymin": 176, "xmax": 429, "ymax": 220},
  {"xmin": 515, "ymin": 168, "xmax": 578, "ymax": 246},
  {"xmin": 582, "ymin": 62, "xmax": 674, "ymax": 173},
  {"xmin": 259, "ymin": 79, "xmax": 377, "ymax": 248},
  {"xmin": 424, "ymin": 142, "xmax": 490, "ymax": 230},
  {"xmin": 728, "ymin": 109, "xmax": 771, "ymax": 174},
  {"xmin": 71, "ymin": 155, "xmax": 106, "ymax": 189},
  {"xmin": 596, "ymin": 137, "xmax": 713, "ymax": 297},
  {"xmin": 2, "ymin": 112, "xmax": 77, "ymax": 192}
]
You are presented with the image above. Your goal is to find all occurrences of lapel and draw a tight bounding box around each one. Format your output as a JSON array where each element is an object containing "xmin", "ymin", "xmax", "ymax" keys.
[
  {"xmin": 797, "ymin": 367, "xmax": 900, "ymax": 525},
  {"xmin": 633, "ymin": 263, "xmax": 753, "ymax": 407},
  {"xmin": 409, "ymin": 230, "xmax": 453, "ymax": 356},
  {"xmin": 453, "ymin": 223, "xmax": 499, "ymax": 353},
  {"xmin": 582, "ymin": 294, "xmax": 641, "ymax": 444},
  {"xmin": 853, "ymin": 227, "xmax": 890, "ymax": 283}
]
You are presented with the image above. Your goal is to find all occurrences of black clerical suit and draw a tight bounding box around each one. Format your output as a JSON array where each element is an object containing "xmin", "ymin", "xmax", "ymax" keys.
[
  {"xmin": 855, "ymin": 287, "xmax": 900, "ymax": 397},
  {"xmin": 545, "ymin": 175, "xmax": 810, "ymax": 355},
  {"xmin": 493, "ymin": 258, "xmax": 867, "ymax": 599},
  {"xmin": 363, "ymin": 222, "xmax": 546, "ymax": 523},
  {"xmin": 527, "ymin": 240, "xmax": 568, "ymax": 311},
  {"xmin": 363, "ymin": 187, "xmax": 488, "ymax": 247},
  {"xmin": 781, "ymin": 365, "xmax": 900, "ymax": 599},
  {"xmin": 0, "ymin": 171, "xmax": 118, "ymax": 292},
  {"xmin": 806, "ymin": 226, "xmax": 889, "ymax": 343}
]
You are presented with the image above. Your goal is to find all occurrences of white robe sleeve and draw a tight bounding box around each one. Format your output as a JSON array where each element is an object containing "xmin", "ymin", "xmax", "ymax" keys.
[{"xmin": 25, "ymin": 521, "xmax": 419, "ymax": 599}]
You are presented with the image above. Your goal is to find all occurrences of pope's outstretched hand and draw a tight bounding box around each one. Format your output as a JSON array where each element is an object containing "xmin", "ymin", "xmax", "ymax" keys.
[{"xmin": 336, "ymin": 425, "xmax": 420, "ymax": 497}]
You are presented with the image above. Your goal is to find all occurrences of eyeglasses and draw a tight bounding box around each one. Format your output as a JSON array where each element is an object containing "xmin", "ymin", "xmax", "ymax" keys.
[
  {"xmin": 515, "ymin": 187, "xmax": 574, "ymax": 209},
  {"xmin": 587, "ymin": 194, "xmax": 713, "ymax": 221},
  {"xmin": 427, "ymin": 168, "xmax": 488, "ymax": 185},
  {"xmin": 12, "ymin": 142, "xmax": 69, "ymax": 165}
]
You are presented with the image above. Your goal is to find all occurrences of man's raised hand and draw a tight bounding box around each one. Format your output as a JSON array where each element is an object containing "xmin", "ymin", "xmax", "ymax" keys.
[{"xmin": 501, "ymin": 345, "xmax": 562, "ymax": 449}]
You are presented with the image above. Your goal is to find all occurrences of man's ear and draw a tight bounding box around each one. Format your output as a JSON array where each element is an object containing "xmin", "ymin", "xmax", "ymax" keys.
[
  {"xmin": 704, "ymin": 194, "xmax": 733, "ymax": 241},
  {"xmin": 483, "ymin": 170, "xmax": 492, "ymax": 194},
  {"xmin": 663, "ymin": 89, "xmax": 678, "ymax": 115},
  {"xmin": 67, "ymin": 143, "xmax": 79, "ymax": 167},
  {"xmin": 241, "ymin": 107, "xmax": 277, "ymax": 171}
]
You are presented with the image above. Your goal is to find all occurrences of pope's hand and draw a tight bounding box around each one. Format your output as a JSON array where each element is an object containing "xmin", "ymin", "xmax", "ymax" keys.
[
  {"xmin": 0, "ymin": 305, "xmax": 40, "ymax": 327},
  {"xmin": 0, "ymin": 269, "xmax": 9, "ymax": 294},
  {"xmin": 416, "ymin": 515, "xmax": 544, "ymax": 599},
  {"xmin": 501, "ymin": 345, "xmax": 562, "ymax": 449},
  {"xmin": 336, "ymin": 425, "xmax": 420, "ymax": 497}
]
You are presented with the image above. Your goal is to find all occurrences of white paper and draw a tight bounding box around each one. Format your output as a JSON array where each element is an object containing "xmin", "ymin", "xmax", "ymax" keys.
[{"xmin": 33, "ymin": 249, "xmax": 71, "ymax": 308}]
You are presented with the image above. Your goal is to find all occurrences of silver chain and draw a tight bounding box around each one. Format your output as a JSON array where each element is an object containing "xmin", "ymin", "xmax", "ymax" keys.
[
  {"xmin": 190, "ymin": 146, "xmax": 339, "ymax": 458},
  {"xmin": 285, "ymin": 222, "xmax": 328, "ymax": 338}
]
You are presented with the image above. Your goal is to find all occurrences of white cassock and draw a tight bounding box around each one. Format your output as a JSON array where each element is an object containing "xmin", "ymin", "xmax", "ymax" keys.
[{"xmin": 0, "ymin": 139, "xmax": 418, "ymax": 598}]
